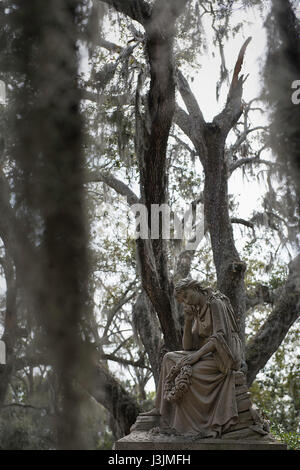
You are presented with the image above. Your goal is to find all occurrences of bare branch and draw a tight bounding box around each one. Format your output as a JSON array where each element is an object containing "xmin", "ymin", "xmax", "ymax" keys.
[
  {"xmin": 231, "ymin": 217, "xmax": 254, "ymax": 229},
  {"xmin": 102, "ymin": 353, "xmax": 150, "ymax": 370},
  {"xmin": 176, "ymin": 69, "xmax": 206, "ymax": 127},
  {"xmin": 2, "ymin": 403, "xmax": 49, "ymax": 411},
  {"xmin": 228, "ymin": 37, "xmax": 252, "ymax": 99},
  {"xmin": 170, "ymin": 133, "xmax": 198, "ymax": 158},
  {"xmin": 229, "ymin": 156, "xmax": 274, "ymax": 174},
  {"xmin": 98, "ymin": 37, "xmax": 122, "ymax": 53},
  {"xmin": 213, "ymin": 37, "xmax": 252, "ymax": 135},
  {"xmin": 231, "ymin": 217, "xmax": 256, "ymax": 242},
  {"xmin": 228, "ymin": 126, "xmax": 268, "ymax": 157},
  {"xmin": 81, "ymin": 90, "xmax": 134, "ymax": 107},
  {"xmin": 86, "ymin": 170, "xmax": 140, "ymax": 206},
  {"xmin": 173, "ymin": 105, "xmax": 193, "ymax": 141},
  {"xmin": 102, "ymin": 286, "xmax": 137, "ymax": 339}
]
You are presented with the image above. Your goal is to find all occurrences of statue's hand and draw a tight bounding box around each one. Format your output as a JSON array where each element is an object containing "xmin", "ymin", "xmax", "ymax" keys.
[
  {"xmin": 178, "ymin": 351, "xmax": 201, "ymax": 368},
  {"xmin": 183, "ymin": 304, "xmax": 197, "ymax": 319},
  {"xmin": 179, "ymin": 341, "xmax": 214, "ymax": 368}
]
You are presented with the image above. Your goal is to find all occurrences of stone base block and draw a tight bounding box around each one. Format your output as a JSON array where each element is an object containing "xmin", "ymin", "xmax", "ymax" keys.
[{"xmin": 114, "ymin": 430, "xmax": 287, "ymax": 451}]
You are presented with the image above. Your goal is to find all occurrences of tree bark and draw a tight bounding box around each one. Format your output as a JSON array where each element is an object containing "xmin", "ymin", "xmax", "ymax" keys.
[
  {"xmin": 133, "ymin": 1, "xmax": 189, "ymax": 351},
  {"xmin": 175, "ymin": 41, "xmax": 250, "ymax": 346},
  {"xmin": 203, "ymin": 127, "xmax": 247, "ymax": 340},
  {"xmin": 132, "ymin": 291, "xmax": 162, "ymax": 386}
]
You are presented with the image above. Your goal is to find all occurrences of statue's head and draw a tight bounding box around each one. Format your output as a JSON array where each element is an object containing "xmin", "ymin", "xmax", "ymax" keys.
[{"xmin": 174, "ymin": 278, "xmax": 210, "ymax": 306}]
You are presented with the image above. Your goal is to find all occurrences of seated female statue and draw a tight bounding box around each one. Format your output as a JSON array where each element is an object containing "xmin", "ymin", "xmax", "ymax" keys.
[{"xmin": 144, "ymin": 278, "xmax": 244, "ymax": 437}]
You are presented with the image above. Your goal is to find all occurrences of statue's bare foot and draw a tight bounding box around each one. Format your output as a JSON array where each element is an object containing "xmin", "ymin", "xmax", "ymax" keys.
[{"xmin": 140, "ymin": 408, "xmax": 160, "ymax": 416}]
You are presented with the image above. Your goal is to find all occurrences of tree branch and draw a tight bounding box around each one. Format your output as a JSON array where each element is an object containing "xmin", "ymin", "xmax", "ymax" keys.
[
  {"xmin": 231, "ymin": 217, "xmax": 254, "ymax": 229},
  {"xmin": 91, "ymin": 42, "xmax": 137, "ymax": 92},
  {"xmin": 86, "ymin": 170, "xmax": 140, "ymax": 206},
  {"xmin": 98, "ymin": 37, "xmax": 122, "ymax": 53},
  {"xmin": 213, "ymin": 37, "xmax": 252, "ymax": 136},
  {"xmin": 102, "ymin": 353, "xmax": 149, "ymax": 370},
  {"xmin": 174, "ymin": 104, "xmax": 193, "ymax": 139},
  {"xmin": 132, "ymin": 291, "xmax": 162, "ymax": 385},
  {"xmin": 229, "ymin": 156, "xmax": 273, "ymax": 174},
  {"xmin": 228, "ymin": 37, "xmax": 252, "ymax": 99},
  {"xmin": 102, "ymin": 286, "xmax": 137, "ymax": 339},
  {"xmin": 176, "ymin": 69, "xmax": 206, "ymax": 127},
  {"xmin": 81, "ymin": 90, "xmax": 134, "ymax": 107},
  {"xmin": 170, "ymin": 133, "xmax": 198, "ymax": 158},
  {"xmin": 228, "ymin": 126, "xmax": 268, "ymax": 157},
  {"xmin": 82, "ymin": 361, "xmax": 140, "ymax": 438},
  {"xmin": 2, "ymin": 403, "xmax": 49, "ymax": 411},
  {"xmin": 245, "ymin": 283, "xmax": 283, "ymax": 311}
]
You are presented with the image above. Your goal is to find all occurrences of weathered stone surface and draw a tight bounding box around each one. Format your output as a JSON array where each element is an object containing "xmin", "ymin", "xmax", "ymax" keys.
[
  {"xmin": 238, "ymin": 410, "xmax": 253, "ymax": 423},
  {"xmin": 222, "ymin": 421, "xmax": 252, "ymax": 433},
  {"xmin": 114, "ymin": 430, "xmax": 287, "ymax": 450},
  {"xmin": 222, "ymin": 427, "xmax": 266, "ymax": 440},
  {"xmin": 235, "ymin": 384, "xmax": 248, "ymax": 396},
  {"xmin": 237, "ymin": 396, "xmax": 252, "ymax": 412},
  {"xmin": 130, "ymin": 414, "xmax": 160, "ymax": 432},
  {"xmin": 234, "ymin": 371, "xmax": 247, "ymax": 386}
]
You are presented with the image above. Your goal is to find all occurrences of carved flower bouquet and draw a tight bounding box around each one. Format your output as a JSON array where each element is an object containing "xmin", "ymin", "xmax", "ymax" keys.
[{"xmin": 163, "ymin": 363, "xmax": 193, "ymax": 402}]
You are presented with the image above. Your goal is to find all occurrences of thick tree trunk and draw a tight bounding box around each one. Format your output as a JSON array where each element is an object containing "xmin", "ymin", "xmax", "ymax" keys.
[
  {"xmin": 8, "ymin": 0, "xmax": 94, "ymax": 449},
  {"xmin": 134, "ymin": 1, "xmax": 189, "ymax": 352},
  {"xmin": 174, "ymin": 41, "xmax": 250, "ymax": 352},
  {"xmin": 132, "ymin": 291, "xmax": 162, "ymax": 386},
  {"xmin": 203, "ymin": 128, "xmax": 246, "ymax": 342}
]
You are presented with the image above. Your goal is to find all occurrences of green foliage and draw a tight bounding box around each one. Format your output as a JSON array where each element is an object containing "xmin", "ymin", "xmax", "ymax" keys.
[
  {"xmin": 243, "ymin": 237, "xmax": 288, "ymax": 291},
  {"xmin": 250, "ymin": 321, "xmax": 300, "ymax": 441},
  {"xmin": 269, "ymin": 419, "xmax": 300, "ymax": 450},
  {"xmin": 97, "ymin": 430, "xmax": 114, "ymax": 450},
  {"xmin": 0, "ymin": 407, "xmax": 54, "ymax": 450}
]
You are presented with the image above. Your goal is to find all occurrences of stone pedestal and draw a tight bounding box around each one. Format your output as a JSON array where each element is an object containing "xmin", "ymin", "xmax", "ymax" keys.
[
  {"xmin": 114, "ymin": 412, "xmax": 287, "ymax": 450},
  {"xmin": 114, "ymin": 429, "xmax": 287, "ymax": 451}
]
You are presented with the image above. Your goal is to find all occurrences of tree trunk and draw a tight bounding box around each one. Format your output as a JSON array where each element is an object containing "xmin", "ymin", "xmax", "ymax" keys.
[
  {"xmin": 8, "ymin": 0, "xmax": 94, "ymax": 449},
  {"xmin": 134, "ymin": 1, "xmax": 189, "ymax": 351},
  {"xmin": 203, "ymin": 127, "xmax": 247, "ymax": 343},
  {"xmin": 132, "ymin": 291, "xmax": 162, "ymax": 386}
]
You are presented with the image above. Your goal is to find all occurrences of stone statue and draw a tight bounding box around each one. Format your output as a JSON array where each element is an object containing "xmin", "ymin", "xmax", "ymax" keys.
[
  {"xmin": 139, "ymin": 278, "xmax": 270, "ymax": 439},
  {"xmin": 114, "ymin": 279, "xmax": 285, "ymax": 449}
]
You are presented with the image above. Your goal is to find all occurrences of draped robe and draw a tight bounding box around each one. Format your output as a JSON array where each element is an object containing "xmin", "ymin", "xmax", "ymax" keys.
[{"xmin": 155, "ymin": 292, "xmax": 243, "ymax": 436}]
